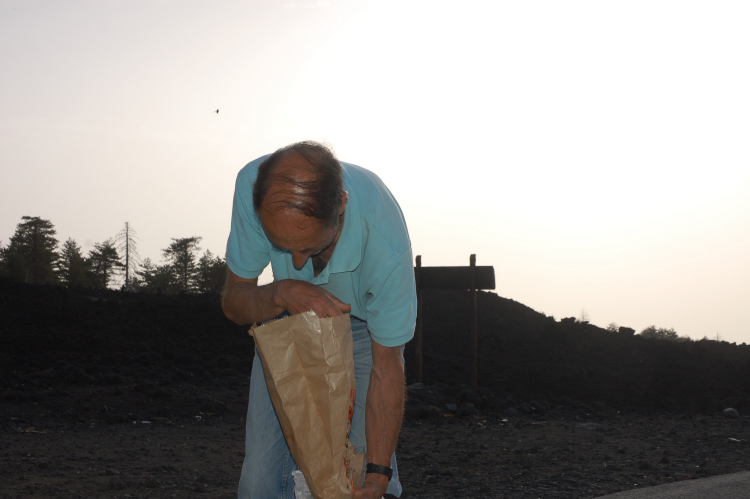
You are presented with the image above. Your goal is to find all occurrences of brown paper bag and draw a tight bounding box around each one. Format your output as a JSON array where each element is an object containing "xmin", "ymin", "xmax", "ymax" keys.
[{"xmin": 250, "ymin": 312, "xmax": 364, "ymax": 499}]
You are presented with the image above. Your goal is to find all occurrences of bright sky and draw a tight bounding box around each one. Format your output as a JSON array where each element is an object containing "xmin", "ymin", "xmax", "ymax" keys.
[{"xmin": 2, "ymin": 1, "xmax": 749, "ymax": 343}]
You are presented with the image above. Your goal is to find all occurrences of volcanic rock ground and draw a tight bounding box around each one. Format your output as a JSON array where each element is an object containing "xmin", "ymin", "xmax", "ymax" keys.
[{"xmin": 1, "ymin": 279, "xmax": 749, "ymax": 498}]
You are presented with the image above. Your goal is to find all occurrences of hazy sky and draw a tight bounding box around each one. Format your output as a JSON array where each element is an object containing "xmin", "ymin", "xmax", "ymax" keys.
[{"xmin": 2, "ymin": 1, "xmax": 749, "ymax": 343}]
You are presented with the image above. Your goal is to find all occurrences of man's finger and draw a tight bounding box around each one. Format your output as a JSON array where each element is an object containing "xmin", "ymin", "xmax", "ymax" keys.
[
  {"xmin": 322, "ymin": 292, "xmax": 351, "ymax": 314},
  {"xmin": 319, "ymin": 298, "xmax": 349, "ymax": 318},
  {"xmin": 320, "ymin": 289, "xmax": 351, "ymax": 316}
]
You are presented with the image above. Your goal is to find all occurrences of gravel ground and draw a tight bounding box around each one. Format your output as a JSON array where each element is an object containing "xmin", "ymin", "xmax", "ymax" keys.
[{"xmin": 2, "ymin": 381, "xmax": 749, "ymax": 498}]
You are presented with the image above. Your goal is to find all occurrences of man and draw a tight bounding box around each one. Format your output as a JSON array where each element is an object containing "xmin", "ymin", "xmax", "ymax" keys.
[{"xmin": 222, "ymin": 141, "xmax": 416, "ymax": 499}]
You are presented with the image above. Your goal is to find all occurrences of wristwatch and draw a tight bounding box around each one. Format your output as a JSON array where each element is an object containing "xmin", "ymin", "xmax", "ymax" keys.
[{"xmin": 365, "ymin": 463, "xmax": 393, "ymax": 480}]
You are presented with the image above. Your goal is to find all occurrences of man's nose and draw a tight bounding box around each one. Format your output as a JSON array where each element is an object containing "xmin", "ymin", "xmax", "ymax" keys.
[{"xmin": 291, "ymin": 252, "xmax": 309, "ymax": 269}]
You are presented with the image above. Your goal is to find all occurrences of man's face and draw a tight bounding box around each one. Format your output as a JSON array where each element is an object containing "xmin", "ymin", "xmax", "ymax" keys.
[
  {"xmin": 258, "ymin": 152, "xmax": 346, "ymax": 270},
  {"xmin": 259, "ymin": 206, "xmax": 339, "ymax": 270}
]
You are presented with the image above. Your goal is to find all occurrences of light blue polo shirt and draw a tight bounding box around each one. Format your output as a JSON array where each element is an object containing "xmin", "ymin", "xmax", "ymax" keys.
[{"xmin": 225, "ymin": 155, "xmax": 416, "ymax": 348}]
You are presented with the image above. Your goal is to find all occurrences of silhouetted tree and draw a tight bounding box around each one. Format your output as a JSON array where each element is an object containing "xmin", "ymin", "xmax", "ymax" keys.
[
  {"xmin": 86, "ymin": 239, "xmax": 123, "ymax": 289},
  {"xmin": 162, "ymin": 237, "xmax": 202, "ymax": 292},
  {"xmin": 134, "ymin": 257, "xmax": 177, "ymax": 293},
  {"xmin": 195, "ymin": 250, "xmax": 227, "ymax": 294},
  {"xmin": 115, "ymin": 222, "xmax": 140, "ymax": 291},
  {"xmin": 57, "ymin": 238, "xmax": 88, "ymax": 287},
  {"xmin": 1, "ymin": 216, "xmax": 59, "ymax": 284},
  {"xmin": 639, "ymin": 326, "xmax": 690, "ymax": 342},
  {"xmin": 0, "ymin": 241, "xmax": 8, "ymax": 278}
]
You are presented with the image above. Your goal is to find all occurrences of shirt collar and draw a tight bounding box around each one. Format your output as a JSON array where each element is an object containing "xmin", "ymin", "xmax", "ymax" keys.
[
  {"xmin": 309, "ymin": 168, "xmax": 362, "ymax": 284},
  {"xmin": 328, "ymin": 172, "xmax": 362, "ymax": 274}
]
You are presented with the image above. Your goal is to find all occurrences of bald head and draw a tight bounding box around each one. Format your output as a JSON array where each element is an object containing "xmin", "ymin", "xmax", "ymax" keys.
[{"xmin": 253, "ymin": 141, "xmax": 344, "ymax": 228}]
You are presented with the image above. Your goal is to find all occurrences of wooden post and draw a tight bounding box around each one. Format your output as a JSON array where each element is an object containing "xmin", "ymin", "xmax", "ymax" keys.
[
  {"xmin": 415, "ymin": 255, "xmax": 423, "ymax": 383},
  {"xmin": 469, "ymin": 254, "xmax": 478, "ymax": 389}
]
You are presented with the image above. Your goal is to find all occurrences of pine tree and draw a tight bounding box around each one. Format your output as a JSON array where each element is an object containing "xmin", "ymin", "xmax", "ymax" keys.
[
  {"xmin": 86, "ymin": 239, "xmax": 123, "ymax": 289},
  {"xmin": 2, "ymin": 216, "xmax": 59, "ymax": 284},
  {"xmin": 162, "ymin": 237, "xmax": 202, "ymax": 292},
  {"xmin": 57, "ymin": 238, "xmax": 88, "ymax": 287},
  {"xmin": 0, "ymin": 241, "xmax": 8, "ymax": 278},
  {"xmin": 195, "ymin": 250, "xmax": 227, "ymax": 294},
  {"xmin": 135, "ymin": 257, "xmax": 177, "ymax": 293},
  {"xmin": 115, "ymin": 222, "xmax": 140, "ymax": 291}
]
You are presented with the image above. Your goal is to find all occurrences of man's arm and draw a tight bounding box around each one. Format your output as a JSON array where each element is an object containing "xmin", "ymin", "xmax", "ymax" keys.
[
  {"xmin": 354, "ymin": 341, "xmax": 405, "ymax": 499},
  {"xmin": 221, "ymin": 268, "xmax": 351, "ymax": 325}
]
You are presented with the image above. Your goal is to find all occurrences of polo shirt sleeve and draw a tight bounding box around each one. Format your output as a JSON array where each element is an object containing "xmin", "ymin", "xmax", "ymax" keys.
[
  {"xmin": 363, "ymin": 247, "xmax": 417, "ymax": 348},
  {"xmin": 225, "ymin": 164, "xmax": 271, "ymax": 279}
]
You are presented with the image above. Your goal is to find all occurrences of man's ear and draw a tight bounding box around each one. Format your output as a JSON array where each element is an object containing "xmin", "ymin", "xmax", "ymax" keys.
[{"xmin": 340, "ymin": 191, "xmax": 348, "ymax": 215}]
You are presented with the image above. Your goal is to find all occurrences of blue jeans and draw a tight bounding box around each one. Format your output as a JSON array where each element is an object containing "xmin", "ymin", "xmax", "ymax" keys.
[{"xmin": 238, "ymin": 316, "xmax": 402, "ymax": 498}]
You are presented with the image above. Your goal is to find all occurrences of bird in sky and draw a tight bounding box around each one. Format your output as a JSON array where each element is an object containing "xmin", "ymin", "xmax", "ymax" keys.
[{"xmin": 215, "ymin": 109, "xmax": 219, "ymax": 114}]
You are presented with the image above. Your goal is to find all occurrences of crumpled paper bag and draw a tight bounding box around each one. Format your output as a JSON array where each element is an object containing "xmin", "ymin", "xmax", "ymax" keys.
[{"xmin": 250, "ymin": 311, "xmax": 364, "ymax": 499}]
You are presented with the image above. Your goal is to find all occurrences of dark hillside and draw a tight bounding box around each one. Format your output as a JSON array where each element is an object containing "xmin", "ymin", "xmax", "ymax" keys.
[
  {"xmin": 2, "ymin": 279, "xmax": 749, "ymax": 414},
  {"xmin": 0, "ymin": 279, "xmax": 253, "ymax": 397},
  {"xmin": 409, "ymin": 289, "xmax": 750, "ymax": 413}
]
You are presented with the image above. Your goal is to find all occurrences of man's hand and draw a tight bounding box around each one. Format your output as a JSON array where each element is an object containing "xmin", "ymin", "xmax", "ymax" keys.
[
  {"xmin": 353, "ymin": 473, "xmax": 388, "ymax": 499},
  {"xmin": 222, "ymin": 269, "xmax": 350, "ymax": 325},
  {"xmin": 273, "ymin": 279, "xmax": 351, "ymax": 318}
]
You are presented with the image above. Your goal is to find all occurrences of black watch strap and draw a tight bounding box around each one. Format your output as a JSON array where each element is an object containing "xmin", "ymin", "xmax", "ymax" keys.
[{"xmin": 365, "ymin": 463, "xmax": 393, "ymax": 480}]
